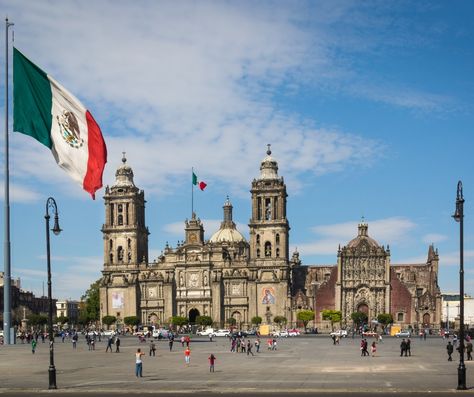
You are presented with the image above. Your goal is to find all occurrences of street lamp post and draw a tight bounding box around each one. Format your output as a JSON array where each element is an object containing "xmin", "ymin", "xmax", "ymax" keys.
[
  {"xmin": 452, "ymin": 181, "xmax": 466, "ymax": 390},
  {"xmin": 45, "ymin": 197, "xmax": 62, "ymax": 389}
]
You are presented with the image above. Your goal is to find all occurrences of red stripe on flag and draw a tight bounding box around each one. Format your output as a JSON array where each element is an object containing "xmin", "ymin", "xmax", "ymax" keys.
[
  {"xmin": 199, "ymin": 181, "xmax": 207, "ymax": 191},
  {"xmin": 84, "ymin": 110, "xmax": 107, "ymax": 199}
]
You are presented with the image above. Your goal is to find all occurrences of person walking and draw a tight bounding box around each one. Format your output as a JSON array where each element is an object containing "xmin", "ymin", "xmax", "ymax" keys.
[
  {"xmin": 169, "ymin": 338, "xmax": 174, "ymax": 351},
  {"xmin": 149, "ymin": 341, "xmax": 156, "ymax": 357},
  {"xmin": 400, "ymin": 339, "xmax": 407, "ymax": 357},
  {"xmin": 72, "ymin": 333, "xmax": 78, "ymax": 350},
  {"xmin": 208, "ymin": 353, "xmax": 216, "ymax": 372},
  {"xmin": 247, "ymin": 340, "xmax": 254, "ymax": 356},
  {"xmin": 255, "ymin": 338, "xmax": 260, "ymax": 353},
  {"xmin": 406, "ymin": 338, "xmax": 411, "ymax": 357},
  {"xmin": 31, "ymin": 339, "xmax": 37, "ymax": 354},
  {"xmin": 135, "ymin": 348, "xmax": 145, "ymax": 377},
  {"xmin": 106, "ymin": 336, "xmax": 113, "ymax": 353},
  {"xmin": 115, "ymin": 336, "xmax": 121, "ymax": 353},
  {"xmin": 371, "ymin": 341, "xmax": 377, "ymax": 357},
  {"xmin": 181, "ymin": 336, "xmax": 185, "ymax": 347},
  {"xmin": 466, "ymin": 340, "xmax": 473, "ymax": 361},
  {"xmin": 272, "ymin": 338, "xmax": 277, "ymax": 351},
  {"xmin": 184, "ymin": 347, "xmax": 191, "ymax": 365},
  {"xmin": 447, "ymin": 341, "xmax": 454, "ymax": 361},
  {"xmin": 90, "ymin": 336, "xmax": 95, "ymax": 351}
]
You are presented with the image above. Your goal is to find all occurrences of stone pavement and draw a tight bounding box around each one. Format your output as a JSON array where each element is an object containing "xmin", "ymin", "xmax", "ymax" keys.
[{"xmin": 0, "ymin": 334, "xmax": 472, "ymax": 393}]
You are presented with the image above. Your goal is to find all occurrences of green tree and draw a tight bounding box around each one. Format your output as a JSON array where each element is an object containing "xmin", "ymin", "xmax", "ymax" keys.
[
  {"xmin": 102, "ymin": 315, "xmax": 117, "ymax": 327},
  {"xmin": 273, "ymin": 316, "xmax": 287, "ymax": 328},
  {"xmin": 351, "ymin": 312, "xmax": 368, "ymax": 327},
  {"xmin": 377, "ymin": 313, "xmax": 393, "ymax": 331},
  {"xmin": 251, "ymin": 316, "xmax": 263, "ymax": 326},
  {"xmin": 196, "ymin": 315, "xmax": 213, "ymax": 327},
  {"xmin": 297, "ymin": 310, "xmax": 315, "ymax": 331},
  {"xmin": 57, "ymin": 316, "xmax": 69, "ymax": 325},
  {"xmin": 321, "ymin": 310, "xmax": 342, "ymax": 330},
  {"xmin": 171, "ymin": 316, "xmax": 189, "ymax": 327},
  {"xmin": 226, "ymin": 318, "xmax": 237, "ymax": 327},
  {"xmin": 81, "ymin": 279, "xmax": 101, "ymax": 322},
  {"xmin": 124, "ymin": 316, "xmax": 140, "ymax": 327},
  {"xmin": 28, "ymin": 314, "xmax": 48, "ymax": 327}
]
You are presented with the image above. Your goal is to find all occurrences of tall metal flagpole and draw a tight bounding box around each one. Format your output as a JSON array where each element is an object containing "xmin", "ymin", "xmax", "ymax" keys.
[
  {"xmin": 3, "ymin": 17, "xmax": 14, "ymax": 345},
  {"xmin": 191, "ymin": 167, "xmax": 194, "ymax": 216}
]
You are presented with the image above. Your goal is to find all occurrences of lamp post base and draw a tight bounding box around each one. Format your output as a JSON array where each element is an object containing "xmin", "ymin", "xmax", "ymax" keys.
[
  {"xmin": 457, "ymin": 363, "xmax": 467, "ymax": 390},
  {"xmin": 48, "ymin": 365, "xmax": 57, "ymax": 389}
]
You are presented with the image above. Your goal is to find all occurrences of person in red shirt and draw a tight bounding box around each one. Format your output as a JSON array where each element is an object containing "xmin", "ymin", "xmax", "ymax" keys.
[
  {"xmin": 208, "ymin": 353, "xmax": 216, "ymax": 372},
  {"xmin": 184, "ymin": 347, "xmax": 191, "ymax": 365}
]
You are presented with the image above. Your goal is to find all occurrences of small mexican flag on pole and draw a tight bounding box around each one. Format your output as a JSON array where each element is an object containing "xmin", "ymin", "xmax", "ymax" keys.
[
  {"xmin": 192, "ymin": 171, "xmax": 207, "ymax": 191},
  {"xmin": 191, "ymin": 169, "xmax": 206, "ymax": 216}
]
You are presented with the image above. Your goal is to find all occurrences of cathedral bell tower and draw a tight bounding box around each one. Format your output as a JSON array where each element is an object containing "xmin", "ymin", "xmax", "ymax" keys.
[
  {"xmin": 102, "ymin": 154, "xmax": 149, "ymax": 268},
  {"xmin": 249, "ymin": 145, "xmax": 290, "ymax": 263}
]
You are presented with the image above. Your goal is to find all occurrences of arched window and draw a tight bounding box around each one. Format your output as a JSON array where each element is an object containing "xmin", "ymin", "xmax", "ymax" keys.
[
  {"xmin": 265, "ymin": 242, "xmax": 272, "ymax": 257},
  {"xmin": 276, "ymin": 234, "xmax": 280, "ymax": 245},
  {"xmin": 256, "ymin": 249, "xmax": 260, "ymax": 258},
  {"xmin": 118, "ymin": 215, "xmax": 123, "ymax": 226},
  {"xmin": 128, "ymin": 252, "xmax": 132, "ymax": 263},
  {"xmin": 109, "ymin": 239, "xmax": 113, "ymax": 250},
  {"xmin": 118, "ymin": 204, "xmax": 123, "ymax": 213},
  {"xmin": 109, "ymin": 253, "xmax": 113, "ymax": 264},
  {"xmin": 256, "ymin": 234, "xmax": 261, "ymax": 246},
  {"xmin": 117, "ymin": 246, "xmax": 124, "ymax": 262},
  {"xmin": 276, "ymin": 248, "xmax": 280, "ymax": 258},
  {"xmin": 127, "ymin": 239, "xmax": 131, "ymax": 249}
]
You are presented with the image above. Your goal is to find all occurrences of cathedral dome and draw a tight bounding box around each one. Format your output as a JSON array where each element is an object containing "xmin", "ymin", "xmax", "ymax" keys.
[
  {"xmin": 259, "ymin": 144, "xmax": 279, "ymax": 180},
  {"xmin": 114, "ymin": 153, "xmax": 135, "ymax": 188},
  {"xmin": 209, "ymin": 197, "xmax": 246, "ymax": 243},
  {"xmin": 346, "ymin": 222, "xmax": 380, "ymax": 249}
]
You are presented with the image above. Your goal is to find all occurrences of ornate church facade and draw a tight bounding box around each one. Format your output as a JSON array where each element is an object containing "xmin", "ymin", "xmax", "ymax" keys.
[{"xmin": 99, "ymin": 148, "xmax": 442, "ymax": 330}]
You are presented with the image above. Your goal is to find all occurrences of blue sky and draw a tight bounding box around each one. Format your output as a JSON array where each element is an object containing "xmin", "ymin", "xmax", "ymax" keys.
[{"xmin": 0, "ymin": 0, "xmax": 473, "ymax": 300}]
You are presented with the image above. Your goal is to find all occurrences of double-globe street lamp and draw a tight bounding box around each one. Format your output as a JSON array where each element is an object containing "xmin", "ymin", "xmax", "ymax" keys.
[
  {"xmin": 452, "ymin": 181, "xmax": 466, "ymax": 390},
  {"xmin": 45, "ymin": 197, "xmax": 62, "ymax": 389}
]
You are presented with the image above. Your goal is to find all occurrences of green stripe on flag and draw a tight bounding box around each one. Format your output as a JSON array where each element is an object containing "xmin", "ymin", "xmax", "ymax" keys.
[
  {"xmin": 192, "ymin": 172, "xmax": 198, "ymax": 185},
  {"xmin": 13, "ymin": 47, "xmax": 53, "ymax": 149}
]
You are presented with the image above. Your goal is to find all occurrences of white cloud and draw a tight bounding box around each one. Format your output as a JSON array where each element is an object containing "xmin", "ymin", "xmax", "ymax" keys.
[
  {"xmin": 423, "ymin": 233, "xmax": 448, "ymax": 244},
  {"xmin": 15, "ymin": 256, "xmax": 102, "ymax": 299},
  {"xmin": 4, "ymin": 0, "xmax": 455, "ymax": 200},
  {"xmin": 295, "ymin": 217, "xmax": 416, "ymax": 258}
]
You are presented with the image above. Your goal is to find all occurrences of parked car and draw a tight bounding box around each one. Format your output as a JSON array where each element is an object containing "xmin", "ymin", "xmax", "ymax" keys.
[
  {"xmin": 212, "ymin": 329, "xmax": 231, "ymax": 337},
  {"xmin": 153, "ymin": 329, "xmax": 170, "ymax": 339},
  {"xmin": 362, "ymin": 331, "xmax": 378, "ymax": 337},
  {"xmin": 102, "ymin": 330, "xmax": 116, "ymax": 337},
  {"xmin": 395, "ymin": 330, "xmax": 411, "ymax": 338},
  {"xmin": 330, "ymin": 329, "xmax": 348, "ymax": 338},
  {"xmin": 288, "ymin": 328, "xmax": 301, "ymax": 337},
  {"xmin": 272, "ymin": 330, "xmax": 289, "ymax": 337},
  {"xmin": 197, "ymin": 328, "xmax": 215, "ymax": 336}
]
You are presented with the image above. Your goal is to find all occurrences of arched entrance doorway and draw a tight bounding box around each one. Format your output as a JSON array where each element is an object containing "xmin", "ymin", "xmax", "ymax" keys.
[
  {"xmin": 189, "ymin": 308, "xmax": 200, "ymax": 324},
  {"xmin": 423, "ymin": 313, "xmax": 431, "ymax": 327},
  {"xmin": 357, "ymin": 303, "xmax": 369, "ymax": 316},
  {"xmin": 148, "ymin": 313, "xmax": 158, "ymax": 325}
]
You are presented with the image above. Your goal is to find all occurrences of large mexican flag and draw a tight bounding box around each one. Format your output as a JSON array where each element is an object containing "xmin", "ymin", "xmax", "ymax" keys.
[{"xmin": 13, "ymin": 47, "xmax": 107, "ymax": 198}]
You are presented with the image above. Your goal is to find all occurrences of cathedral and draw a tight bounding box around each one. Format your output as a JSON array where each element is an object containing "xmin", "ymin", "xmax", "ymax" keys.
[{"xmin": 99, "ymin": 148, "xmax": 442, "ymax": 331}]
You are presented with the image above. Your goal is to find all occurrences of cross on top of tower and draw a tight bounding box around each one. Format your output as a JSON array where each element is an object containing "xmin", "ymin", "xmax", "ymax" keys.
[
  {"xmin": 267, "ymin": 144, "xmax": 271, "ymax": 156},
  {"xmin": 122, "ymin": 152, "xmax": 127, "ymax": 164}
]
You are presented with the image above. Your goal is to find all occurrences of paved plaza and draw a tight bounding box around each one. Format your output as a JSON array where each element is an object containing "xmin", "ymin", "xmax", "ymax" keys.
[{"xmin": 0, "ymin": 334, "xmax": 472, "ymax": 394}]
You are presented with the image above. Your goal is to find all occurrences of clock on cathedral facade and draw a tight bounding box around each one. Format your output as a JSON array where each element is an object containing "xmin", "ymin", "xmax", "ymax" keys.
[{"xmin": 99, "ymin": 148, "xmax": 441, "ymax": 330}]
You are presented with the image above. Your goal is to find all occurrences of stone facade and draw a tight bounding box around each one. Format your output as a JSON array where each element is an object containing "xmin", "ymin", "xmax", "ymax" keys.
[{"xmin": 99, "ymin": 149, "xmax": 441, "ymax": 330}]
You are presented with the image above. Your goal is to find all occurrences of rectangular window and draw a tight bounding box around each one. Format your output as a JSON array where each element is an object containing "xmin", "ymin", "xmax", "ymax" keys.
[
  {"xmin": 126, "ymin": 203, "xmax": 129, "ymax": 225},
  {"xmin": 257, "ymin": 198, "xmax": 262, "ymax": 220},
  {"xmin": 110, "ymin": 204, "xmax": 114, "ymax": 225},
  {"xmin": 273, "ymin": 197, "xmax": 278, "ymax": 220},
  {"xmin": 265, "ymin": 198, "xmax": 271, "ymax": 220},
  {"xmin": 397, "ymin": 312, "xmax": 404, "ymax": 322}
]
